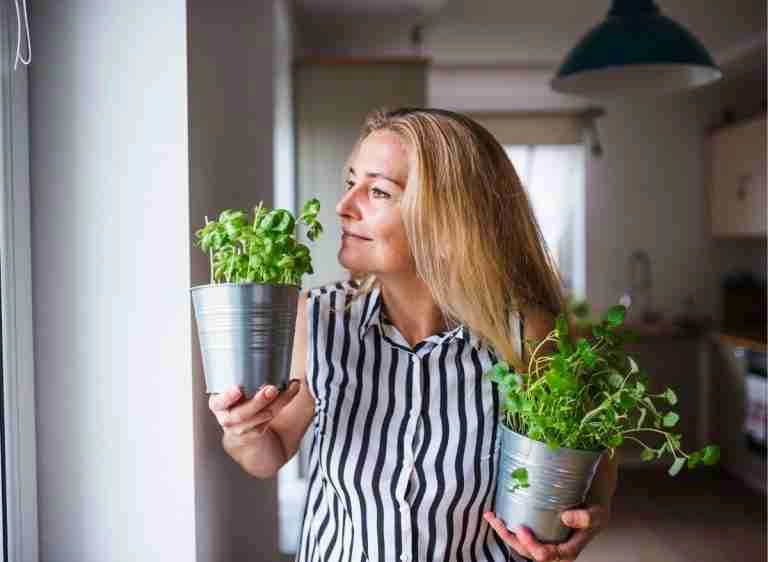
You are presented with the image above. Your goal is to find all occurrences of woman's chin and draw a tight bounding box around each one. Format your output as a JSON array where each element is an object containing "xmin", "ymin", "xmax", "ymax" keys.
[{"xmin": 338, "ymin": 250, "xmax": 367, "ymax": 273}]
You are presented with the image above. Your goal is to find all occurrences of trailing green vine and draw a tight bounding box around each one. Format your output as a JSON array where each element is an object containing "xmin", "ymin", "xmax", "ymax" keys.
[{"xmin": 485, "ymin": 300, "xmax": 720, "ymax": 492}]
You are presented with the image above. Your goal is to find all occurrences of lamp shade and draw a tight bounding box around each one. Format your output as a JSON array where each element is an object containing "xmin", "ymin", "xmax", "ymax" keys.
[{"xmin": 551, "ymin": 0, "xmax": 721, "ymax": 98}]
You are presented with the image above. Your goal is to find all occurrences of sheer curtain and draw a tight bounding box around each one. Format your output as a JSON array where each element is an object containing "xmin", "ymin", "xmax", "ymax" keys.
[{"xmin": 505, "ymin": 144, "xmax": 586, "ymax": 300}]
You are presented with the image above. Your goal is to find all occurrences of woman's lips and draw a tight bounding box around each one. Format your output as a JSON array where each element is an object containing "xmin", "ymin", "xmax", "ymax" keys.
[{"xmin": 342, "ymin": 230, "xmax": 371, "ymax": 241}]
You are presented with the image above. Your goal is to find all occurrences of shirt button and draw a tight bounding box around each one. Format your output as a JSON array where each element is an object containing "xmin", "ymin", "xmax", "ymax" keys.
[{"xmin": 400, "ymin": 555, "xmax": 411, "ymax": 562}]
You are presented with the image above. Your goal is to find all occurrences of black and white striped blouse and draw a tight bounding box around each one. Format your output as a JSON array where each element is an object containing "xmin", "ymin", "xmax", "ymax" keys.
[{"xmin": 295, "ymin": 279, "xmax": 524, "ymax": 562}]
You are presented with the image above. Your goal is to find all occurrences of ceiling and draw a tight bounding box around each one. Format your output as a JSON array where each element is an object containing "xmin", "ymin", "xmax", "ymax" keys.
[{"xmin": 296, "ymin": 0, "xmax": 766, "ymax": 67}]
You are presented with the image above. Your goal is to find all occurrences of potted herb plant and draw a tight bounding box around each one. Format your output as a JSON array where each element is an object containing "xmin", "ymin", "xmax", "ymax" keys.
[
  {"xmin": 190, "ymin": 198, "xmax": 322, "ymax": 398},
  {"xmin": 485, "ymin": 302, "xmax": 720, "ymax": 544}
]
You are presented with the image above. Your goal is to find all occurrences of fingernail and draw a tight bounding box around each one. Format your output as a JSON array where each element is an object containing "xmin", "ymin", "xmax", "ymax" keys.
[
  {"xmin": 265, "ymin": 386, "xmax": 277, "ymax": 399},
  {"xmin": 289, "ymin": 379, "xmax": 300, "ymax": 390}
]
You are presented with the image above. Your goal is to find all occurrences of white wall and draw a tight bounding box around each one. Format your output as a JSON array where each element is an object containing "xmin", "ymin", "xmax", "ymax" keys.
[
  {"xmin": 30, "ymin": 1, "xmax": 289, "ymax": 560},
  {"xmin": 30, "ymin": 1, "xmax": 195, "ymax": 560},
  {"xmin": 585, "ymin": 59, "xmax": 766, "ymax": 322},
  {"xmin": 426, "ymin": 57, "xmax": 766, "ymax": 324},
  {"xmin": 274, "ymin": 0, "xmax": 297, "ymax": 214}
]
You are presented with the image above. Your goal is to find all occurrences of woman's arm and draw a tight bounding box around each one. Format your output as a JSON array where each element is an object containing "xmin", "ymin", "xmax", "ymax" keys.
[
  {"xmin": 587, "ymin": 449, "xmax": 619, "ymax": 511},
  {"xmin": 212, "ymin": 289, "xmax": 316, "ymax": 478}
]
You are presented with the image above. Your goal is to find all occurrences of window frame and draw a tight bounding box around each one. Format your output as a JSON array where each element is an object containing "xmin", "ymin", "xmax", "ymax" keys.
[{"xmin": 0, "ymin": 1, "xmax": 39, "ymax": 560}]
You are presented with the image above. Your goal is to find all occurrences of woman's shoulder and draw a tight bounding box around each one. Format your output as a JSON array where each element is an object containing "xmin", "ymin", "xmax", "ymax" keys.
[{"xmin": 304, "ymin": 278, "xmax": 361, "ymax": 302}]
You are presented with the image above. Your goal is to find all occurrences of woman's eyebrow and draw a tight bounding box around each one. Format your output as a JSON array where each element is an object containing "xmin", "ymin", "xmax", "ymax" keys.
[{"xmin": 348, "ymin": 167, "xmax": 403, "ymax": 188}]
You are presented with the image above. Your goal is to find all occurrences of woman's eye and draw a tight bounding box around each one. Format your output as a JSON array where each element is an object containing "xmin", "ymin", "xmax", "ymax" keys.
[{"xmin": 371, "ymin": 187, "xmax": 390, "ymax": 199}]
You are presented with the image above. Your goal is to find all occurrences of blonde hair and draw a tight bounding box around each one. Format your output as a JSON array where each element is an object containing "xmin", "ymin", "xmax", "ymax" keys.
[{"xmin": 344, "ymin": 107, "xmax": 567, "ymax": 372}]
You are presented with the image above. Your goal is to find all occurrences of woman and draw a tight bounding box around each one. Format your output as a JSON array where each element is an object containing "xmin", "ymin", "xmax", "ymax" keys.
[{"xmin": 208, "ymin": 107, "xmax": 618, "ymax": 562}]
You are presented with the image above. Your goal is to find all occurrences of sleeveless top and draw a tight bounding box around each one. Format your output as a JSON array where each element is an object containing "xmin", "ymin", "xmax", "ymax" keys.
[{"xmin": 295, "ymin": 280, "xmax": 524, "ymax": 562}]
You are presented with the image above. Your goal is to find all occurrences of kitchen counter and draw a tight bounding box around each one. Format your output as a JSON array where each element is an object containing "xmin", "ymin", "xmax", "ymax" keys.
[
  {"xmin": 711, "ymin": 330, "xmax": 767, "ymax": 353},
  {"xmin": 573, "ymin": 319, "xmax": 709, "ymax": 341}
]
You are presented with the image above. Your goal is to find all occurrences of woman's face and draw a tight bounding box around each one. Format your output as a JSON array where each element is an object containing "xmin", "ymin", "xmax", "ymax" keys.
[{"xmin": 336, "ymin": 130, "xmax": 413, "ymax": 275}]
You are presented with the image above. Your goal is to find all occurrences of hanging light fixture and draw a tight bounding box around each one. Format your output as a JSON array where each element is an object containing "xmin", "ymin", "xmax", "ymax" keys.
[{"xmin": 551, "ymin": 0, "xmax": 721, "ymax": 98}]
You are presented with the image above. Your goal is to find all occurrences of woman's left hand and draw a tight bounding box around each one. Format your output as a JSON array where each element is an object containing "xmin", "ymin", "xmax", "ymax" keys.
[{"xmin": 483, "ymin": 503, "xmax": 610, "ymax": 562}]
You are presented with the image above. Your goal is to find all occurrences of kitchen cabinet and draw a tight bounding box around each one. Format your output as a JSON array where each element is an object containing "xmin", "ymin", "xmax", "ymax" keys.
[{"xmin": 706, "ymin": 112, "xmax": 766, "ymax": 238}]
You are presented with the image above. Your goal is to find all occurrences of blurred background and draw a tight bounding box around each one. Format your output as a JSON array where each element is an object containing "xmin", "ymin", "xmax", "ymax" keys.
[{"xmin": 0, "ymin": 0, "xmax": 764, "ymax": 561}]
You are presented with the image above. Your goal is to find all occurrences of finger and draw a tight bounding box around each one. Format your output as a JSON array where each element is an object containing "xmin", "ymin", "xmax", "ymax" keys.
[
  {"xmin": 227, "ymin": 419, "xmax": 273, "ymax": 443},
  {"xmin": 512, "ymin": 524, "xmax": 559, "ymax": 562},
  {"xmin": 228, "ymin": 409, "xmax": 275, "ymax": 436},
  {"xmin": 222, "ymin": 385, "xmax": 282, "ymax": 428},
  {"xmin": 552, "ymin": 528, "xmax": 590, "ymax": 562},
  {"xmin": 265, "ymin": 379, "xmax": 302, "ymax": 417},
  {"xmin": 560, "ymin": 505, "xmax": 605, "ymax": 530},
  {"xmin": 209, "ymin": 386, "xmax": 243, "ymax": 412},
  {"xmin": 482, "ymin": 512, "xmax": 531, "ymax": 558}
]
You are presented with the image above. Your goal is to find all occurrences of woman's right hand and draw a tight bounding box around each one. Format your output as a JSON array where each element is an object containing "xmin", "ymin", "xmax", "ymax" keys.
[{"xmin": 208, "ymin": 380, "xmax": 301, "ymax": 443}]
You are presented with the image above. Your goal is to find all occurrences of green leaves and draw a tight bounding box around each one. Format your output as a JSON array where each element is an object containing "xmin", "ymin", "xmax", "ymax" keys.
[
  {"xmin": 484, "ymin": 298, "xmax": 720, "ymax": 482},
  {"xmin": 702, "ymin": 445, "xmax": 720, "ymax": 465},
  {"xmin": 662, "ymin": 412, "xmax": 680, "ymax": 428},
  {"xmin": 607, "ymin": 372, "xmax": 624, "ymax": 389},
  {"xmin": 299, "ymin": 198, "xmax": 323, "ymax": 241},
  {"xmin": 193, "ymin": 198, "xmax": 323, "ymax": 285},
  {"xmin": 664, "ymin": 388, "xmax": 678, "ymax": 405},
  {"xmin": 555, "ymin": 314, "xmax": 573, "ymax": 355},
  {"xmin": 604, "ymin": 305, "xmax": 626, "ymax": 327},
  {"xmin": 669, "ymin": 457, "xmax": 686, "ymax": 477},
  {"xmin": 506, "ymin": 467, "xmax": 530, "ymax": 493}
]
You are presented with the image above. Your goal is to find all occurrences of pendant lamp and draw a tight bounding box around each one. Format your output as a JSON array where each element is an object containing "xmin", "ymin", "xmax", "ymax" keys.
[{"xmin": 551, "ymin": 0, "xmax": 722, "ymax": 98}]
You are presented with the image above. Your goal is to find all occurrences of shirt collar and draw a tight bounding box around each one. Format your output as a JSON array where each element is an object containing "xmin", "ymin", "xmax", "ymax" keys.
[{"xmin": 357, "ymin": 286, "xmax": 483, "ymax": 350}]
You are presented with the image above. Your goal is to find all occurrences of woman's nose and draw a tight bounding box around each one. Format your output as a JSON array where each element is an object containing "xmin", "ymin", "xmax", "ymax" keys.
[{"xmin": 336, "ymin": 185, "xmax": 361, "ymax": 218}]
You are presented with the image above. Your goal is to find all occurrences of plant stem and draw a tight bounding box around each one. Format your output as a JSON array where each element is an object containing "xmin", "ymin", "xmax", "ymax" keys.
[
  {"xmin": 528, "ymin": 334, "xmax": 557, "ymax": 376},
  {"xmin": 204, "ymin": 215, "xmax": 213, "ymax": 284},
  {"xmin": 623, "ymin": 435, "xmax": 652, "ymax": 449},
  {"xmin": 253, "ymin": 201, "xmax": 263, "ymax": 232}
]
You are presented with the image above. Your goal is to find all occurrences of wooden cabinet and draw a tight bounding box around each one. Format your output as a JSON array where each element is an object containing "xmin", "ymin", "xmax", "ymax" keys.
[{"xmin": 706, "ymin": 112, "xmax": 767, "ymax": 238}]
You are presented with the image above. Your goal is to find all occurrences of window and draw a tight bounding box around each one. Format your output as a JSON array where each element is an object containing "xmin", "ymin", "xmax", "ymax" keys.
[
  {"xmin": 0, "ymin": 1, "xmax": 38, "ymax": 560},
  {"xmin": 470, "ymin": 112, "xmax": 589, "ymax": 301},
  {"xmin": 504, "ymin": 144, "xmax": 586, "ymax": 300}
]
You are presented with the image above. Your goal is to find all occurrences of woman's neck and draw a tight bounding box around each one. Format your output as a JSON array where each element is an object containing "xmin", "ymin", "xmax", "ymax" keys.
[{"xmin": 377, "ymin": 273, "xmax": 448, "ymax": 347}]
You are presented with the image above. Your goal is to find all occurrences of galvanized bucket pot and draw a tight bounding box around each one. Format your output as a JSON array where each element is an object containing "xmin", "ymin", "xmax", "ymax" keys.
[
  {"xmin": 494, "ymin": 423, "xmax": 604, "ymax": 544},
  {"xmin": 190, "ymin": 283, "xmax": 299, "ymax": 398}
]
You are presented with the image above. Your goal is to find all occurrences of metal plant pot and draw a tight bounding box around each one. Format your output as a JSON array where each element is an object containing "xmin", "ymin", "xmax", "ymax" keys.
[
  {"xmin": 190, "ymin": 283, "xmax": 299, "ymax": 398},
  {"xmin": 494, "ymin": 423, "xmax": 604, "ymax": 544}
]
